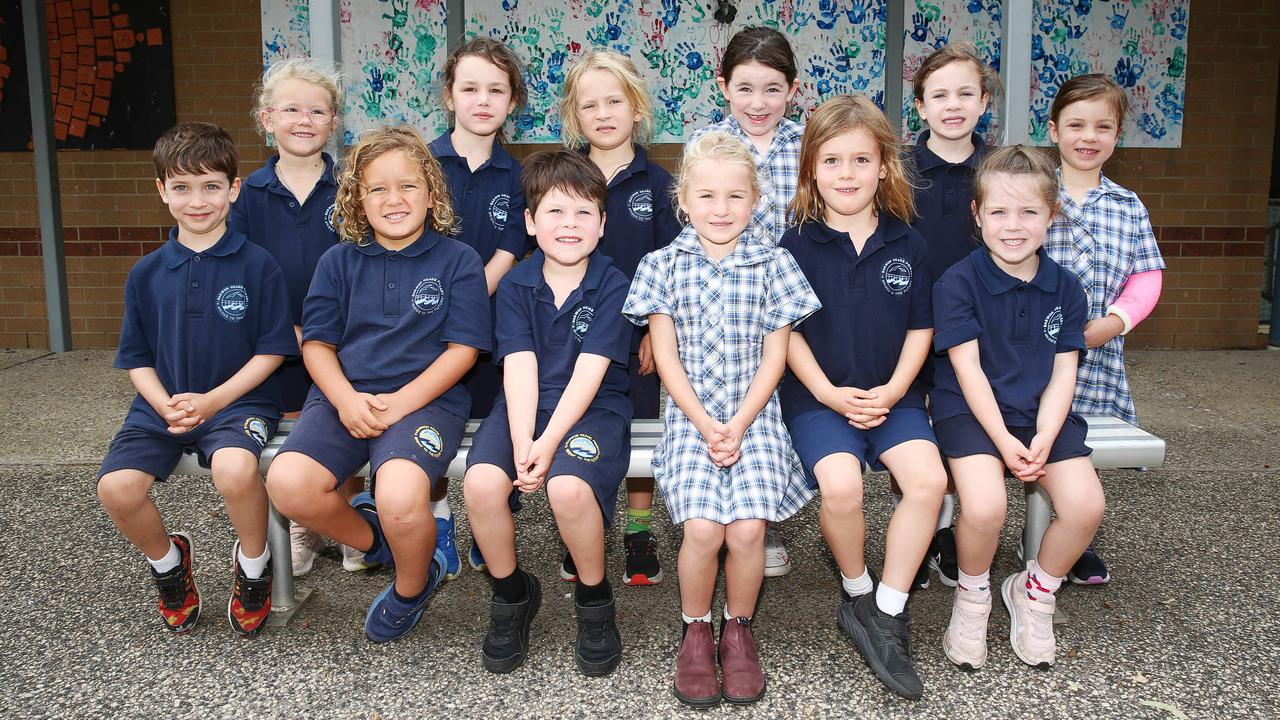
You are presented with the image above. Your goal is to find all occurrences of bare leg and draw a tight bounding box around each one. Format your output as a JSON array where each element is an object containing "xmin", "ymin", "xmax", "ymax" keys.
[
  {"xmin": 548, "ymin": 475, "xmax": 606, "ymax": 585},
  {"xmin": 463, "ymin": 464, "xmax": 518, "ymax": 577},
  {"xmin": 723, "ymin": 519, "xmax": 766, "ymax": 617},
  {"xmin": 813, "ymin": 452, "xmax": 866, "ymax": 579},
  {"xmin": 98, "ymin": 470, "xmax": 169, "ymax": 559},
  {"xmin": 210, "ymin": 447, "xmax": 269, "ymax": 557},
  {"xmin": 877, "ymin": 440, "xmax": 947, "ymax": 592},
  {"xmin": 948, "ymin": 454, "xmax": 1008, "ymax": 577},
  {"xmin": 267, "ymin": 451, "xmax": 373, "ymax": 551},
  {"xmin": 1032, "ymin": 458, "xmax": 1106, "ymax": 577},
  {"xmin": 678, "ymin": 519, "xmax": 726, "ymax": 617}
]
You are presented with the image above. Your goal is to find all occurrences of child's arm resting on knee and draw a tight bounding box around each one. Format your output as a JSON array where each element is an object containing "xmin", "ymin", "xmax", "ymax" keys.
[
  {"xmin": 523, "ymin": 353, "xmax": 612, "ymax": 488},
  {"xmin": 304, "ymin": 340, "xmax": 388, "ymax": 439},
  {"xmin": 786, "ymin": 333, "xmax": 881, "ymax": 429},
  {"xmin": 503, "ymin": 350, "xmax": 541, "ymax": 491},
  {"xmin": 948, "ymin": 340, "xmax": 1040, "ymax": 480}
]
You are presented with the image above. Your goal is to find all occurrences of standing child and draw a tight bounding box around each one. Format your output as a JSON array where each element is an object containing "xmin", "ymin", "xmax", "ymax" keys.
[
  {"xmin": 231, "ymin": 58, "xmax": 371, "ymax": 577},
  {"xmin": 429, "ymin": 37, "xmax": 532, "ymax": 577},
  {"xmin": 931, "ymin": 145, "xmax": 1105, "ymax": 670},
  {"xmin": 558, "ymin": 50, "xmax": 682, "ymax": 586},
  {"xmin": 97, "ymin": 122, "xmax": 297, "ymax": 637},
  {"xmin": 624, "ymin": 132, "xmax": 820, "ymax": 707},
  {"xmin": 1045, "ymin": 74, "xmax": 1164, "ymax": 585},
  {"xmin": 265, "ymin": 127, "xmax": 491, "ymax": 643},
  {"xmin": 464, "ymin": 151, "xmax": 632, "ymax": 677},
  {"xmin": 779, "ymin": 95, "xmax": 946, "ymax": 700}
]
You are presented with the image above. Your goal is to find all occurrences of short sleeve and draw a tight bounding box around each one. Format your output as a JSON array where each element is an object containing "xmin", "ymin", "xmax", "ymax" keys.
[
  {"xmin": 762, "ymin": 248, "xmax": 821, "ymax": 331},
  {"xmin": 440, "ymin": 246, "xmax": 493, "ymax": 351},
  {"xmin": 255, "ymin": 259, "xmax": 301, "ymax": 357},
  {"xmin": 932, "ymin": 272, "xmax": 982, "ymax": 351},
  {"xmin": 114, "ymin": 268, "xmax": 154, "ymax": 369},
  {"xmin": 1130, "ymin": 202, "xmax": 1166, "ymax": 274},
  {"xmin": 908, "ymin": 239, "xmax": 935, "ymax": 330},
  {"xmin": 301, "ymin": 247, "xmax": 347, "ymax": 346},
  {"xmin": 622, "ymin": 251, "xmax": 671, "ymax": 326},
  {"xmin": 498, "ymin": 167, "xmax": 532, "ymax": 258},
  {"xmin": 228, "ymin": 193, "xmax": 249, "ymax": 238},
  {"xmin": 494, "ymin": 277, "xmax": 534, "ymax": 361},
  {"xmin": 1056, "ymin": 276, "xmax": 1088, "ymax": 355},
  {"xmin": 580, "ymin": 271, "xmax": 632, "ymax": 365}
]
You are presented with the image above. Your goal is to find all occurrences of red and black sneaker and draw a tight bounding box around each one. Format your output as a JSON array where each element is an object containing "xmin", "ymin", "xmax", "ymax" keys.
[
  {"xmin": 227, "ymin": 541, "xmax": 272, "ymax": 638},
  {"xmin": 151, "ymin": 532, "xmax": 201, "ymax": 633}
]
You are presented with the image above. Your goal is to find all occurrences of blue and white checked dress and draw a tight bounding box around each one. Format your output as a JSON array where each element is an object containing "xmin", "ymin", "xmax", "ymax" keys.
[
  {"xmin": 1045, "ymin": 173, "xmax": 1165, "ymax": 424},
  {"xmin": 687, "ymin": 116, "xmax": 804, "ymax": 245},
  {"xmin": 623, "ymin": 222, "xmax": 821, "ymax": 524}
]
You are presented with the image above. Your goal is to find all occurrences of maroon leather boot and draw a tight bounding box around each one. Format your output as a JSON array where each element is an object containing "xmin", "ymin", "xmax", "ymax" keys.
[
  {"xmin": 673, "ymin": 621, "xmax": 720, "ymax": 707},
  {"xmin": 718, "ymin": 616, "xmax": 766, "ymax": 703}
]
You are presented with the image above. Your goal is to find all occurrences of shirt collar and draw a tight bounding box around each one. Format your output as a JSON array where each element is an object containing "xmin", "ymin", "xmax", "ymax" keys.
[
  {"xmin": 353, "ymin": 229, "xmax": 443, "ymax": 257},
  {"xmin": 973, "ymin": 246, "xmax": 1059, "ymax": 295},
  {"xmin": 244, "ymin": 152, "xmax": 337, "ymax": 189},
  {"xmin": 670, "ymin": 220, "xmax": 775, "ymax": 266},
  {"xmin": 1055, "ymin": 168, "xmax": 1127, "ymax": 207},
  {"xmin": 510, "ymin": 248, "xmax": 613, "ymax": 291},
  {"xmin": 913, "ymin": 130, "xmax": 987, "ymax": 172},
  {"xmin": 719, "ymin": 116, "xmax": 803, "ymax": 150},
  {"xmin": 799, "ymin": 213, "xmax": 911, "ymax": 248},
  {"xmin": 430, "ymin": 131, "xmax": 512, "ymax": 170},
  {"xmin": 161, "ymin": 227, "xmax": 245, "ymax": 268}
]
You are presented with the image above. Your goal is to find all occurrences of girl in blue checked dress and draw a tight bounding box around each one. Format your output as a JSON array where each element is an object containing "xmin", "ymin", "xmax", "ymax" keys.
[{"xmin": 623, "ymin": 132, "xmax": 819, "ymax": 708}]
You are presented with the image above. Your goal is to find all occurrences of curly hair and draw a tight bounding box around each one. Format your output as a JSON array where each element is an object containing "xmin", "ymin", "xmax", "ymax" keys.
[{"xmin": 333, "ymin": 126, "xmax": 454, "ymax": 245}]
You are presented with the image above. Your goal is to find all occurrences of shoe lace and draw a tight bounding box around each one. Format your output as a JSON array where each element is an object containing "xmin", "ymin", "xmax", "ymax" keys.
[
  {"xmin": 625, "ymin": 534, "xmax": 654, "ymax": 562},
  {"xmin": 1027, "ymin": 604, "xmax": 1055, "ymax": 642},
  {"xmin": 955, "ymin": 605, "xmax": 987, "ymax": 641},
  {"xmin": 156, "ymin": 571, "xmax": 189, "ymax": 609},
  {"xmin": 237, "ymin": 575, "xmax": 270, "ymax": 611},
  {"xmin": 489, "ymin": 612, "xmax": 517, "ymax": 643},
  {"xmin": 582, "ymin": 615, "xmax": 610, "ymax": 644}
]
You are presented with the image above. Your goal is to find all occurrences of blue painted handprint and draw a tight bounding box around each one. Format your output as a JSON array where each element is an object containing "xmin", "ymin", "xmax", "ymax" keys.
[{"xmin": 910, "ymin": 12, "xmax": 929, "ymax": 43}]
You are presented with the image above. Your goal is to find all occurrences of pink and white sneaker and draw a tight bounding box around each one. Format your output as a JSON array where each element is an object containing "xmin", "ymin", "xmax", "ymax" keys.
[
  {"xmin": 1001, "ymin": 568, "xmax": 1057, "ymax": 669},
  {"xmin": 943, "ymin": 587, "xmax": 991, "ymax": 670}
]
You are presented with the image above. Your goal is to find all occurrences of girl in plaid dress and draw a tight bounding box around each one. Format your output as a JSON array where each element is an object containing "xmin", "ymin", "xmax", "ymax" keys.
[
  {"xmin": 623, "ymin": 132, "xmax": 819, "ymax": 707},
  {"xmin": 1045, "ymin": 75, "xmax": 1165, "ymax": 585}
]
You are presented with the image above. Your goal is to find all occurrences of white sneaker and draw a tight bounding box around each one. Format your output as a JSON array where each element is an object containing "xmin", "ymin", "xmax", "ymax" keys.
[
  {"xmin": 341, "ymin": 543, "xmax": 377, "ymax": 572},
  {"xmin": 1001, "ymin": 568, "xmax": 1057, "ymax": 668},
  {"xmin": 289, "ymin": 521, "xmax": 325, "ymax": 576},
  {"xmin": 763, "ymin": 525, "xmax": 791, "ymax": 577},
  {"xmin": 943, "ymin": 588, "xmax": 991, "ymax": 670}
]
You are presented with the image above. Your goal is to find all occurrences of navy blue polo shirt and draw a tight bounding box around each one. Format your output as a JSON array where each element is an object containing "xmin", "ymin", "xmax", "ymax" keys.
[
  {"xmin": 910, "ymin": 131, "xmax": 987, "ymax": 279},
  {"xmin": 301, "ymin": 230, "xmax": 492, "ymax": 420},
  {"xmin": 778, "ymin": 214, "xmax": 934, "ymax": 420},
  {"xmin": 229, "ymin": 152, "xmax": 340, "ymax": 325},
  {"xmin": 495, "ymin": 249, "xmax": 633, "ymax": 420},
  {"xmin": 930, "ymin": 247, "xmax": 1088, "ymax": 427},
  {"xmin": 429, "ymin": 131, "xmax": 531, "ymax": 264},
  {"xmin": 115, "ymin": 228, "xmax": 298, "ymax": 430},
  {"xmin": 591, "ymin": 145, "xmax": 681, "ymax": 280}
]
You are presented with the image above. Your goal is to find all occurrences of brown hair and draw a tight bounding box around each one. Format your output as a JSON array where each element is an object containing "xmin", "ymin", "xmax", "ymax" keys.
[
  {"xmin": 558, "ymin": 50, "xmax": 654, "ymax": 149},
  {"xmin": 971, "ymin": 144, "xmax": 1059, "ymax": 212},
  {"xmin": 333, "ymin": 126, "xmax": 454, "ymax": 245},
  {"xmin": 153, "ymin": 122, "xmax": 238, "ymax": 182},
  {"xmin": 719, "ymin": 26, "xmax": 797, "ymax": 85},
  {"xmin": 252, "ymin": 58, "xmax": 345, "ymax": 141},
  {"xmin": 911, "ymin": 42, "xmax": 1001, "ymax": 102},
  {"xmin": 788, "ymin": 94, "xmax": 914, "ymax": 226},
  {"xmin": 1049, "ymin": 73, "xmax": 1128, "ymax": 130},
  {"xmin": 521, "ymin": 150, "xmax": 608, "ymax": 214},
  {"xmin": 441, "ymin": 37, "xmax": 527, "ymax": 141}
]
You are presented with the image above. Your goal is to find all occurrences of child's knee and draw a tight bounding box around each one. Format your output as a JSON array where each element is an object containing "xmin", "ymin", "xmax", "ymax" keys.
[
  {"xmin": 1065, "ymin": 487, "xmax": 1106, "ymax": 530},
  {"xmin": 724, "ymin": 519, "xmax": 765, "ymax": 551},
  {"xmin": 959, "ymin": 501, "xmax": 1006, "ymax": 533},
  {"xmin": 463, "ymin": 466, "xmax": 513, "ymax": 511},
  {"xmin": 821, "ymin": 479, "xmax": 864, "ymax": 517},
  {"xmin": 211, "ymin": 450, "xmax": 261, "ymax": 497},
  {"xmin": 97, "ymin": 470, "xmax": 151, "ymax": 509},
  {"xmin": 265, "ymin": 456, "xmax": 325, "ymax": 515},
  {"xmin": 546, "ymin": 475, "xmax": 594, "ymax": 513},
  {"xmin": 900, "ymin": 465, "xmax": 948, "ymax": 502},
  {"xmin": 683, "ymin": 520, "xmax": 726, "ymax": 548}
]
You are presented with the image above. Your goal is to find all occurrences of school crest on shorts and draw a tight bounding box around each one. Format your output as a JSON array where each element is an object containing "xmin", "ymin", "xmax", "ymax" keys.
[
  {"xmin": 488, "ymin": 194, "xmax": 510, "ymax": 230},
  {"xmin": 571, "ymin": 305, "xmax": 594, "ymax": 342},
  {"xmin": 880, "ymin": 258, "xmax": 912, "ymax": 295},
  {"xmin": 243, "ymin": 417, "xmax": 269, "ymax": 448},
  {"xmin": 627, "ymin": 190, "xmax": 653, "ymax": 221},
  {"xmin": 324, "ymin": 203, "xmax": 339, "ymax": 234},
  {"xmin": 1043, "ymin": 306, "xmax": 1064, "ymax": 343},
  {"xmin": 216, "ymin": 285, "xmax": 249, "ymax": 322},
  {"xmin": 414, "ymin": 425, "xmax": 444, "ymax": 457},
  {"xmin": 564, "ymin": 434, "xmax": 600, "ymax": 462},
  {"xmin": 411, "ymin": 278, "xmax": 444, "ymax": 315}
]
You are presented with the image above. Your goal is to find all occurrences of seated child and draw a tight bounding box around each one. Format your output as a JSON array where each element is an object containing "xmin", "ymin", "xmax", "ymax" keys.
[
  {"xmin": 97, "ymin": 122, "xmax": 297, "ymax": 637},
  {"xmin": 463, "ymin": 150, "xmax": 632, "ymax": 677}
]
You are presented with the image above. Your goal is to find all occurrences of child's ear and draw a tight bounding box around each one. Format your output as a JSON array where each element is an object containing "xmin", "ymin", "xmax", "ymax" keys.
[
  {"xmin": 978, "ymin": 92, "xmax": 991, "ymax": 115},
  {"xmin": 785, "ymin": 78, "xmax": 800, "ymax": 103},
  {"xmin": 716, "ymin": 76, "xmax": 730, "ymax": 101},
  {"xmin": 155, "ymin": 178, "xmax": 167, "ymax": 201},
  {"xmin": 913, "ymin": 97, "xmax": 926, "ymax": 119},
  {"xmin": 228, "ymin": 177, "xmax": 242, "ymax": 203},
  {"xmin": 1048, "ymin": 119, "xmax": 1059, "ymax": 144},
  {"xmin": 970, "ymin": 199, "xmax": 980, "ymax": 224},
  {"xmin": 525, "ymin": 207, "xmax": 536, "ymax": 237},
  {"xmin": 597, "ymin": 211, "xmax": 606, "ymax": 239}
]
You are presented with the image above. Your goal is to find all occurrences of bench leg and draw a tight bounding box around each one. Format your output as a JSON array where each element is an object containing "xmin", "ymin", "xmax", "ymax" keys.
[
  {"xmin": 1023, "ymin": 483, "xmax": 1067, "ymax": 625},
  {"xmin": 266, "ymin": 501, "xmax": 314, "ymax": 627}
]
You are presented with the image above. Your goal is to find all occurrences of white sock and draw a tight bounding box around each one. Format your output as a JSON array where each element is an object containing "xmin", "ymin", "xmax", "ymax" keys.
[
  {"xmin": 841, "ymin": 568, "xmax": 874, "ymax": 598},
  {"xmin": 147, "ymin": 540, "xmax": 181, "ymax": 574},
  {"xmin": 936, "ymin": 493, "xmax": 956, "ymax": 532},
  {"xmin": 875, "ymin": 582, "xmax": 910, "ymax": 616},
  {"xmin": 958, "ymin": 568, "xmax": 990, "ymax": 594},
  {"xmin": 430, "ymin": 497, "xmax": 452, "ymax": 520},
  {"xmin": 682, "ymin": 610, "xmax": 713, "ymax": 624},
  {"xmin": 238, "ymin": 545, "xmax": 271, "ymax": 580},
  {"xmin": 1027, "ymin": 560, "xmax": 1064, "ymax": 600}
]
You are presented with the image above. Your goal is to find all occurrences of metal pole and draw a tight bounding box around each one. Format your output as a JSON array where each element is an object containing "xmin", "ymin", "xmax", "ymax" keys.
[
  {"xmin": 309, "ymin": 0, "xmax": 341, "ymax": 64},
  {"xmin": 23, "ymin": 0, "xmax": 72, "ymax": 352},
  {"xmin": 447, "ymin": 0, "xmax": 464, "ymax": 53},
  {"xmin": 1001, "ymin": 0, "xmax": 1034, "ymax": 144},
  {"xmin": 884, "ymin": 0, "xmax": 905, "ymax": 134}
]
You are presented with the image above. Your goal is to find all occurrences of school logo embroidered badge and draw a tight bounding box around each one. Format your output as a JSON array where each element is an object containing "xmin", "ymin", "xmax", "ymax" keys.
[
  {"xmin": 571, "ymin": 305, "xmax": 594, "ymax": 342},
  {"xmin": 564, "ymin": 433, "xmax": 600, "ymax": 462},
  {"xmin": 1044, "ymin": 306, "xmax": 1064, "ymax": 343},
  {"xmin": 415, "ymin": 425, "xmax": 444, "ymax": 457},
  {"xmin": 880, "ymin": 258, "xmax": 912, "ymax": 295},
  {"xmin": 488, "ymin": 193, "xmax": 510, "ymax": 230},
  {"xmin": 215, "ymin": 285, "xmax": 249, "ymax": 322},
  {"xmin": 411, "ymin": 278, "xmax": 444, "ymax": 315},
  {"xmin": 628, "ymin": 189, "xmax": 653, "ymax": 221},
  {"xmin": 324, "ymin": 203, "xmax": 339, "ymax": 233},
  {"xmin": 243, "ymin": 417, "xmax": 269, "ymax": 448}
]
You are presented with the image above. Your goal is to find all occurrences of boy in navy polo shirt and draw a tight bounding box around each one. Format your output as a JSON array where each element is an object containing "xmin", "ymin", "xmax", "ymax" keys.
[
  {"xmin": 97, "ymin": 122, "xmax": 297, "ymax": 637},
  {"xmin": 463, "ymin": 151, "xmax": 632, "ymax": 677},
  {"xmin": 931, "ymin": 146, "xmax": 1104, "ymax": 671}
]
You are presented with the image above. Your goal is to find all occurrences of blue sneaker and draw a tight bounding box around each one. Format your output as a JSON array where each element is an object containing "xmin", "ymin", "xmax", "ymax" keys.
[
  {"xmin": 469, "ymin": 539, "xmax": 488, "ymax": 574},
  {"xmin": 351, "ymin": 492, "xmax": 395, "ymax": 567},
  {"xmin": 435, "ymin": 514, "xmax": 460, "ymax": 580},
  {"xmin": 364, "ymin": 548, "xmax": 447, "ymax": 643}
]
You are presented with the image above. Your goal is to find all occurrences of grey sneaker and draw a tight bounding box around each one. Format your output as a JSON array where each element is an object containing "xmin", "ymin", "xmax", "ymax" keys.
[
  {"xmin": 1001, "ymin": 568, "xmax": 1057, "ymax": 669},
  {"xmin": 763, "ymin": 525, "xmax": 791, "ymax": 578},
  {"xmin": 289, "ymin": 521, "xmax": 324, "ymax": 576},
  {"xmin": 943, "ymin": 588, "xmax": 991, "ymax": 671}
]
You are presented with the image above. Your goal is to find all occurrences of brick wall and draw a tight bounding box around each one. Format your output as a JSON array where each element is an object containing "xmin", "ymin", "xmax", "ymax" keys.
[{"xmin": 1, "ymin": 0, "xmax": 1277, "ymax": 349}]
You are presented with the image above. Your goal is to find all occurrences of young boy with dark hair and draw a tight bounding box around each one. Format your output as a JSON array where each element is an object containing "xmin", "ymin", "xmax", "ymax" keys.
[
  {"xmin": 97, "ymin": 122, "xmax": 297, "ymax": 637},
  {"xmin": 463, "ymin": 150, "xmax": 633, "ymax": 676}
]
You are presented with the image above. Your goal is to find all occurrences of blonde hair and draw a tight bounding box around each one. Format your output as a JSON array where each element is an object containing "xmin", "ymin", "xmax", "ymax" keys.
[
  {"xmin": 674, "ymin": 132, "xmax": 761, "ymax": 222},
  {"xmin": 334, "ymin": 126, "xmax": 455, "ymax": 245},
  {"xmin": 789, "ymin": 94, "xmax": 914, "ymax": 226},
  {"xmin": 559, "ymin": 50, "xmax": 654, "ymax": 149},
  {"xmin": 252, "ymin": 58, "xmax": 345, "ymax": 140},
  {"xmin": 972, "ymin": 144, "xmax": 1059, "ymax": 212}
]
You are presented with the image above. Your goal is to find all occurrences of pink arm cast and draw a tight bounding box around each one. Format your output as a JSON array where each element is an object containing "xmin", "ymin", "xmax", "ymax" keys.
[{"xmin": 1108, "ymin": 270, "xmax": 1163, "ymax": 334}]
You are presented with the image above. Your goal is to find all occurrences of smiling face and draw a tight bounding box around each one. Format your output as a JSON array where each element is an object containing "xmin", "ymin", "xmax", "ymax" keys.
[
  {"xmin": 1049, "ymin": 97, "xmax": 1120, "ymax": 175},
  {"xmin": 360, "ymin": 149, "xmax": 434, "ymax": 250},
  {"xmin": 717, "ymin": 61, "xmax": 799, "ymax": 144},
  {"xmin": 973, "ymin": 172, "xmax": 1055, "ymax": 275},
  {"xmin": 679, "ymin": 159, "xmax": 758, "ymax": 257},
  {"xmin": 914, "ymin": 59, "xmax": 989, "ymax": 143},
  {"xmin": 446, "ymin": 55, "xmax": 517, "ymax": 140},
  {"xmin": 525, "ymin": 186, "xmax": 604, "ymax": 269},
  {"xmin": 157, "ymin": 169, "xmax": 240, "ymax": 243},
  {"xmin": 574, "ymin": 69, "xmax": 640, "ymax": 153},
  {"xmin": 260, "ymin": 78, "xmax": 336, "ymax": 160},
  {"xmin": 814, "ymin": 128, "xmax": 886, "ymax": 229}
]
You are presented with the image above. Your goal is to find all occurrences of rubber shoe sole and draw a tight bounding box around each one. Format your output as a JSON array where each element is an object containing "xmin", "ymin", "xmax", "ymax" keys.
[
  {"xmin": 673, "ymin": 687, "xmax": 721, "ymax": 709},
  {"xmin": 623, "ymin": 568, "xmax": 663, "ymax": 586},
  {"xmin": 836, "ymin": 599, "xmax": 923, "ymax": 700},
  {"xmin": 941, "ymin": 635, "xmax": 983, "ymax": 672}
]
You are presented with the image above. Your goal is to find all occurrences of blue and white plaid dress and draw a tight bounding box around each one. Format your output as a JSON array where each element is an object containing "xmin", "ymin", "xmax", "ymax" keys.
[
  {"xmin": 687, "ymin": 117, "xmax": 804, "ymax": 244},
  {"xmin": 623, "ymin": 222, "xmax": 821, "ymax": 524},
  {"xmin": 1045, "ymin": 173, "xmax": 1165, "ymax": 424}
]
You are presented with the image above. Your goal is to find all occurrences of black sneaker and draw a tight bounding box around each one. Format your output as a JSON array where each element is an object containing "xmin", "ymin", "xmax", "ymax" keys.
[
  {"xmin": 928, "ymin": 527, "xmax": 959, "ymax": 588},
  {"xmin": 152, "ymin": 532, "xmax": 201, "ymax": 633},
  {"xmin": 559, "ymin": 548, "xmax": 577, "ymax": 582},
  {"xmin": 837, "ymin": 590, "xmax": 923, "ymax": 700},
  {"xmin": 1069, "ymin": 544, "xmax": 1111, "ymax": 585},
  {"xmin": 227, "ymin": 540, "xmax": 272, "ymax": 638},
  {"xmin": 482, "ymin": 572, "xmax": 542, "ymax": 673},
  {"xmin": 575, "ymin": 594, "xmax": 622, "ymax": 676},
  {"xmin": 623, "ymin": 531, "xmax": 663, "ymax": 586}
]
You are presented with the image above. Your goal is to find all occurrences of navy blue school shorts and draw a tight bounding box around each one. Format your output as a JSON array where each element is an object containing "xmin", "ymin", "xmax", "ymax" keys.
[
  {"xmin": 466, "ymin": 403, "xmax": 630, "ymax": 526},
  {"xmin": 787, "ymin": 406, "xmax": 937, "ymax": 487},
  {"xmin": 933, "ymin": 412, "xmax": 1093, "ymax": 465},
  {"xmin": 278, "ymin": 394, "xmax": 465, "ymax": 493},
  {"xmin": 98, "ymin": 408, "xmax": 278, "ymax": 482}
]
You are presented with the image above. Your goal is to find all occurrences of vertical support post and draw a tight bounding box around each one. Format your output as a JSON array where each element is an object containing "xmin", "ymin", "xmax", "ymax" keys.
[
  {"xmin": 23, "ymin": 0, "xmax": 71, "ymax": 352},
  {"xmin": 884, "ymin": 0, "xmax": 906, "ymax": 134},
  {"xmin": 447, "ymin": 0, "xmax": 465, "ymax": 52},
  {"xmin": 1001, "ymin": 0, "xmax": 1034, "ymax": 144},
  {"xmin": 1270, "ymin": 227, "xmax": 1280, "ymax": 347},
  {"xmin": 1023, "ymin": 482, "xmax": 1067, "ymax": 624},
  {"xmin": 266, "ymin": 500, "xmax": 314, "ymax": 625},
  {"xmin": 309, "ymin": 0, "xmax": 342, "ymax": 64}
]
